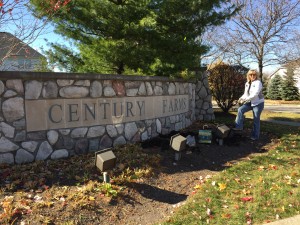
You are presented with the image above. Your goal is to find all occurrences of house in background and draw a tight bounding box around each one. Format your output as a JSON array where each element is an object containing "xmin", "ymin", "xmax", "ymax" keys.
[
  {"xmin": 269, "ymin": 63, "xmax": 300, "ymax": 92},
  {"xmin": 0, "ymin": 32, "xmax": 45, "ymax": 71}
]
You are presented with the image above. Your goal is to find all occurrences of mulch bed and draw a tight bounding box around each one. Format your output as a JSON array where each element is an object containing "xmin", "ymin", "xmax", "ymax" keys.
[
  {"xmin": 0, "ymin": 120, "xmax": 277, "ymax": 225},
  {"xmin": 103, "ymin": 121, "xmax": 275, "ymax": 225}
]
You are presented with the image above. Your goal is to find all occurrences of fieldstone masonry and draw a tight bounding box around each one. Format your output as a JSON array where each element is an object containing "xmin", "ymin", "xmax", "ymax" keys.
[
  {"xmin": 195, "ymin": 72, "xmax": 215, "ymax": 121},
  {"xmin": 0, "ymin": 71, "xmax": 214, "ymax": 165}
]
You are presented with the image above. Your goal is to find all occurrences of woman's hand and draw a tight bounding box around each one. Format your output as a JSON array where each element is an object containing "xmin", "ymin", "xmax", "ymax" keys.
[{"xmin": 238, "ymin": 98, "xmax": 249, "ymax": 106}]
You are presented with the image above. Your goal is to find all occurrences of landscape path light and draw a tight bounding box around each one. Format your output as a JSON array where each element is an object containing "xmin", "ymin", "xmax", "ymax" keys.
[
  {"xmin": 216, "ymin": 124, "xmax": 231, "ymax": 146},
  {"xmin": 170, "ymin": 134, "xmax": 187, "ymax": 161},
  {"xmin": 95, "ymin": 148, "xmax": 116, "ymax": 183}
]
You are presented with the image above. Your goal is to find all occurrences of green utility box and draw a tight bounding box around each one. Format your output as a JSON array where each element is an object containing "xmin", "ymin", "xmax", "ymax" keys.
[{"xmin": 198, "ymin": 125, "xmax": 212, "ymax": 144}]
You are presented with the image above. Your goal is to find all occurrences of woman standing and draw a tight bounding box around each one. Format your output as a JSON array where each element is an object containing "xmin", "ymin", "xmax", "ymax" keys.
[{"xmin": 234, "ymin": 69, "xmax": 264, "ymax": 140}]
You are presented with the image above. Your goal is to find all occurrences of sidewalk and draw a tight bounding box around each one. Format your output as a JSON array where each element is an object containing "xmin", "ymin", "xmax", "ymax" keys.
[
  {"xmin": 262, "ymin": 119, "xmax": 300, "ymax": 127},
  {"xmin": 262, "ymin": 215, "xmax": 300, "ymax": 225}
]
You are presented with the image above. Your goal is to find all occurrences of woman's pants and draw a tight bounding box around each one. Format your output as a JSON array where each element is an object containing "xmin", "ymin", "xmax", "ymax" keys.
[{"xmin": 235, "ymin": 102, "xmax": 264, "ymax": 140}]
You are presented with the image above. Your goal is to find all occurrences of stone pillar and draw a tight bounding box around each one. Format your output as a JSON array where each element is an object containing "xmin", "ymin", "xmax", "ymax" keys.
[{"xmin": 195, "ymin": 72, "xmax": 215, "ymax": 121}]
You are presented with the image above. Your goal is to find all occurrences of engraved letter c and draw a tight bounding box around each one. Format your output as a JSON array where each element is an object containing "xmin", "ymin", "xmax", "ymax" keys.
[{"xmin": 48, "ymin": 104, "xmax": 63, "ymax": 123}]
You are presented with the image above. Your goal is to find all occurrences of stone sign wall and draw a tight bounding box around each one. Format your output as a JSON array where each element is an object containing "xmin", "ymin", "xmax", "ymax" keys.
[{"xmin": 0, "ymin": 71, "xmax": 214, "ymax": 165}]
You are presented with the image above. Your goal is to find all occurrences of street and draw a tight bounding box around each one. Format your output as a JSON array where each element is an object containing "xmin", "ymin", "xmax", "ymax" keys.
[
  {"xmin": 212, "ymin": 101, "xmax": 300, "ymax": 114},
  {"xmin": 263, "ymin": 104, "xmax": 300, "ymax": 114}
]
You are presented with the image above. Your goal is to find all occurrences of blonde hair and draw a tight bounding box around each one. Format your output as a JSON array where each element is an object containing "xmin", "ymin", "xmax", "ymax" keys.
[{"xmin": 246, "ymin": 69, "xmax": 260, "ymax": 82}]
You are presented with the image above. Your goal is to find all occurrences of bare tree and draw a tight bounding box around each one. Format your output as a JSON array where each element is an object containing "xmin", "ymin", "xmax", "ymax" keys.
[
  {"xmin": 0, "ymin": 0, "xmax": 71, "ymax": 68},
  {"xmin": 206, "ymin": 0, "xmax": 300, "ymax": 76},
  {"xmin": 278, "ymin": 30, "xmax": 300, "ymax": 67}
]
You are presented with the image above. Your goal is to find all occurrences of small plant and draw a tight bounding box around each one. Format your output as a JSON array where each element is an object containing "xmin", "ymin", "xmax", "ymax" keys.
[{"xmin": 101, "ymin": 183, "xmax": 118, "ymax": 197}]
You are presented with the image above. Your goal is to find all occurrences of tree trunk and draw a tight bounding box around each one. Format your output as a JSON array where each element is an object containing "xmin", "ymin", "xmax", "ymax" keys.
[{"xmin": 117, "ymin": 62, "xmax": 124, "ymax": 74}]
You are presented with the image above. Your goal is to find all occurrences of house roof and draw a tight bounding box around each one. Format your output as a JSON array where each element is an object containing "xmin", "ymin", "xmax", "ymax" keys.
[
  {"xmin": 269, "ymin": 67, "xmax": 283, "ymax": 78},
  {"xmin": 0, "ymin": 32, "xmax": 44, "ymax": 60}
]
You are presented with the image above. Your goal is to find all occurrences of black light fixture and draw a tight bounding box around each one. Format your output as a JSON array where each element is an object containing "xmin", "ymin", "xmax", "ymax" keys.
[
  {"xmin": 170, "ymin": 134, "xmax": 187, "ymax": 161},
  {"xmin": 216, "ymin": 124, "xmax": 231, "ymax": 145},
  {"xmin": 95, "ymin": 148, "xmax": 116, "ymax": 182},
  {"xmin": 216, "ymin": 124, "xmax": 230, "ymax": 139}
]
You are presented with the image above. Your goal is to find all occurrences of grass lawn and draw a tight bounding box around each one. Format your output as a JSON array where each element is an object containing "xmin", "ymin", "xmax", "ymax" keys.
[
  {"xmin": 162, "ymin": 111, "xmax": 300, "ymax": 225},
  {"xmin": 240, "ymin": 110, "xmax": 300, "ymax": 123}
]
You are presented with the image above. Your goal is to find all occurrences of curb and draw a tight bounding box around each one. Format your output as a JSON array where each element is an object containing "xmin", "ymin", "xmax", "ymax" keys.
[{"xmin": 262, "ymin": 215, "xmax": 300, "ymax": 225}]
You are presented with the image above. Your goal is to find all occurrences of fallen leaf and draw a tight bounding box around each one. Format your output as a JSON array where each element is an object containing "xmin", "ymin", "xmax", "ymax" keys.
[
  {"xmin": 243, "ymin": 189, "xmax": 251, "ymax": 195},
  {"xmin": 291, "ymin": 171, "xmax": 298, "ymax": 177},
  {"xmin": 218, "ymin": 183, "xmax": 227, "ymax": 191},
  {"xmin": 89, "ymin": 196, "xmax": 95, "ymax": 201},
  {"xmin": 247, "ymin": 218, "xmax": 252, "ymax": 225},
  {"xmin": 225, "ymin": 162, "xmax": 233, "ymax": 167},
  {"xmin": 43, "ymin": 185, "xmax": 50, "ymax": 190},
  {"xmin": 221, "ymin": 213, "xmax": 231, "ymax": 219},
  {"xmin": 268, "ymin": 164, "xmax": 277, "ymax": 170},
  {"xmin": 270, "ymin": 184, "xmax": 281, "ymax": 191},
  {"xmin": 194, "ymin": 184, "xmax": 202, "ymax": 190},
  {"xmin": 234, "ymin": 178, "xmax": 241, "ymax": 183},
  {"xmin": 205, "ymin": 175, "xmax": 212, "ymax": 179},
  {"xmin": 12, "ymin": 179, "xmax": 21, "ymax": 185},
  {"xmin": 245, "ymin": 212, "xmax": 251, "ymax": 217},
  {"xmin": 258, "ymin": 165, "xmax": 265, "ymax": 171},
  {"xmin": 206, "ymin": 208, "xmax": 211, "ymax": 215},
  {"xmin": 33, "ymin": 195, "xmax": 43, "ymax": 202},
  {"xmin": 205, "ymin": 198, "xmax": 211, "ymax": 203},
  {"xmin": 234, "ymin": 204, "xmax": 240, "ymax": 209},
  {"xmin": 241, "ymin": 196, "xmax": 253, "ymax": 202},
  {"xmin": 46, "ymin": 201, "xmax": 54, "ymax": 207}
]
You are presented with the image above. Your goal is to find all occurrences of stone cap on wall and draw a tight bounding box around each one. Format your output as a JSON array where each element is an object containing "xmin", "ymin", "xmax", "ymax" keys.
[{"xmin": 0, "ymin": 71, "xmax": 196, "ymax": 83}]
